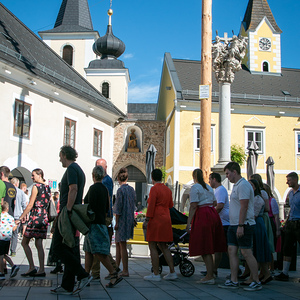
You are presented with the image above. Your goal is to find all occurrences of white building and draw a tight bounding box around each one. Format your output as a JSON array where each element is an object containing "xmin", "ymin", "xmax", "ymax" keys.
[{"xmin": 0, "ymin": 2, "xmax": 125, "ymax": 191}]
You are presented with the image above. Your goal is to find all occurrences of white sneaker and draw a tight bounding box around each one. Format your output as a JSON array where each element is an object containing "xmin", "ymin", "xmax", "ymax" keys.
[
  {"xmin": 163, "ymin": 272, "xmax": 178, "ymax": 280},
  {"xmin": 243, "ymin": 281, "xmax": 262, "ymax": 291},
  {"xmin": 144, "ymin": 273, "xmax": 161, "ymax": 281},
  {"xmin": 50, "ymin": 286, "xmax": 73, "ymax": 295}
]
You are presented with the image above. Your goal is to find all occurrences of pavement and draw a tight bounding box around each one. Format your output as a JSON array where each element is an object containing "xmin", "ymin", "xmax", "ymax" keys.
[{"xmin": 0, "ymin": 236, "xmax": 300, "ymax": 299}]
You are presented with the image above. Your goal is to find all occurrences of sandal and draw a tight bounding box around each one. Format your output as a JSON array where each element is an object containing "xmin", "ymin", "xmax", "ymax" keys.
[{"xmin": 106, "ymin": 272, "xmax": 123, "ymax": 288}]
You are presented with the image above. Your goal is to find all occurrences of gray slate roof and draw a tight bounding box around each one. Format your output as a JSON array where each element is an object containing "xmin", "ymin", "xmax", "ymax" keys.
[
  {"xmin": 242, "ymin": 0, "xmax": 282, "ymax": 33},
  {"xmin": 171, "ymin": 57, "xmax": 300, "ymax": 108},
  {"xmin": 0, "ymin": 3, "xmax": 124, "ymax": 117},
  {"xmin": 127, "ymin": 104, "xmax": 157, "ymax": 120},
  {"xmin": 40, "ymin": 0, "xmax": 95, "ymax": 33},
  {"xmin": 128, "ymin": 103, "xmax": 157, "ymax": 114}
]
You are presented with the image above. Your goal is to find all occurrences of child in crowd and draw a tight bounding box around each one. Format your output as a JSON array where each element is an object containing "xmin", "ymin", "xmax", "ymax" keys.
[{"xmin": 0, "ymin": 201, "xmax": 20, "ymax": 280}]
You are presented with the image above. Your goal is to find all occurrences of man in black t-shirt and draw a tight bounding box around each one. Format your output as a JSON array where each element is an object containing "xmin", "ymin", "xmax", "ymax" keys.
[
  {"xmin": 51, "ymin": 146, "xmax": 92, "ymax": 296},
  {"xmin": 0, "ymin": 166, "xmax": 16, "ymax": 217}
]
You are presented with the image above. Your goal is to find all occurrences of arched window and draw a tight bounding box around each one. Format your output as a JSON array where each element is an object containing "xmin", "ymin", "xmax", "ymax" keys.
[
  {"xmin": 263, "ymin": 61, "xmax": 269, "ymax": 72},
  {"xmin": 102, "ymin": 82, "xmax": 109, "ymax": 98},
  {"xmin": 62, "ymin": 45, "xmax": 73, "ymax": 66}
]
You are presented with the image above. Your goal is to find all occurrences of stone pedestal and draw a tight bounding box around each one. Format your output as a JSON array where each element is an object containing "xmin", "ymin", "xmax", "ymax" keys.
[
  {"xmin": 211, "ymin": 164, "xmax": 231, "ymax": 192},
  {"xmin": 127, "ymin": 147, "xmax": 139, "ymax": 153}
]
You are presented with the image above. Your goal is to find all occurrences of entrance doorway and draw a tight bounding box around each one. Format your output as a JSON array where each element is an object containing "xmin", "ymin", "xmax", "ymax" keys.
[
  {"xmin": 114, "ymin": 165, "xmax": 147, "ymax": 208},
  {"xmin": 10, "ymin": 166, "xmax": 33, "ymax": 187}
]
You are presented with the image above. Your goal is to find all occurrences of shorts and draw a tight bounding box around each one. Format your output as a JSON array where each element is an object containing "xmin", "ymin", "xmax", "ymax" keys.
[
  {"xmin": 223, "ymin": 225, "xmax": 229, "ymax": 245},
  {"xmin": 83, "ymin": 224, "xmax": 110, "ymax": 255},
  {"xmin": 227, "ymin": 224, "xmax": 255, "ymax": 249},
  {"xmin": 282, "ymin": 220, "xmax": 300, "ymax": 257},
  {"xmin": 0, "ymin": 240, "xmax": 10, "ymax": 256}
]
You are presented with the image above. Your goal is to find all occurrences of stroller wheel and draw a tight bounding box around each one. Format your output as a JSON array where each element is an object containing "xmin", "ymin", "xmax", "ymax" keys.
[
  {"xmin": 151, "ymin": 266, "xmax": 162, "ymax": 274},
  {"xmin": 179, "ymin": 259, "xmax": 195, "ymax": 277}
]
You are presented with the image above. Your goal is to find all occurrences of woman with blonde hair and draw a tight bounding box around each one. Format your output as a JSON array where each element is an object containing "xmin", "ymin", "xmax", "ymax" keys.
[{"xmin": 17, "ymin": 168, "xmax": 51, "ymax": 277}]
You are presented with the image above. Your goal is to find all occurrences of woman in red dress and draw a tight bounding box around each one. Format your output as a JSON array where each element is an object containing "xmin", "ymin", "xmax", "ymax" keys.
[{"xmin": 143, "ymin": 169, "xmax": 178, "ymax": 281}]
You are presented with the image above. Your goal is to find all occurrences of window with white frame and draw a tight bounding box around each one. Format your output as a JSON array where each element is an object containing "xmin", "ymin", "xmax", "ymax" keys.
[
  {"xmin": 93, "ymin": 128, "xmax": 102, "ymax": 157},
  {"xmin": 296, "ymin": 131, "xmax": 300, "ymax": 154},
  {"xmin": 245, "ymin": 128, "xmax": 264, "ymax": 153},
  {"xmin": 194, "ymin": 126, "xmax": 214, "ymax": 152},
  {"xmin": 14, "ymin": 99, "xmax": 31, "ymax": 139},
  {"xmin": 64, "ymin": 118, "xmax": 76, "ymax": 148},
  {"xmin": 166, "ymin": 126, "xmax": 170, "ymax": 155}
]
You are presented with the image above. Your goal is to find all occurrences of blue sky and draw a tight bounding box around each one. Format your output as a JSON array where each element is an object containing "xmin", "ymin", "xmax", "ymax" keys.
[{"xmin": 1, "ymin": 0, "xmax": 299, "ymax": 103}]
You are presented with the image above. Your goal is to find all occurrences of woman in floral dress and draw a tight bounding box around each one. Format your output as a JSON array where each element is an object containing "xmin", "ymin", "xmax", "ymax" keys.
[
  {"xmin": 113, "ymin": 168, "xmax": 136, "ymax": 277},
  {"xmin": 17, "ymin": 168, "xmax": 51, "ymax": 277}
]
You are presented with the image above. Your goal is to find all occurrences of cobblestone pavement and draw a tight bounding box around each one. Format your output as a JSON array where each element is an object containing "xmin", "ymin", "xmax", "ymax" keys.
[{"xmin": 0, "ymin": 236, "xmax": 299, "ymax": 299}]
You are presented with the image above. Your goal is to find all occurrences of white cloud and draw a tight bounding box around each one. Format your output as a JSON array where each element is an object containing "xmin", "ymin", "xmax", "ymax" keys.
[
  {"xmin": 129, "ymin": 83, "xmax": 159, "ymax": 103},
  {"xmin": 123, "ymin": 53, "xmax": 134, "ymax": 59}
]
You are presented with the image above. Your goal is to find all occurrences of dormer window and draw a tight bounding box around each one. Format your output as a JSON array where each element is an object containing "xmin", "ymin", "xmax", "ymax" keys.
[
  {"xmin": 62, "ymin": 45, "xmax": 73, "ymax": 66},
  {"xmin": 263, "ymin": 61, "xmax": 269, "ymax": 72}
]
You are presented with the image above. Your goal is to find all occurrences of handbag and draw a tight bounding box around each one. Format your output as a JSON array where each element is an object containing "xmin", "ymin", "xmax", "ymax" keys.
[{"xmin": 47, "ymin": 200, "xmax": 58, "ymax": 222}]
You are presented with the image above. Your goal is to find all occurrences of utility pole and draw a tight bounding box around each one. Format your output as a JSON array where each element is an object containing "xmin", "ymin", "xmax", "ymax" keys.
[{"xmin": 200, "ymin": 0, "xmax": 212, "ymax": 181}]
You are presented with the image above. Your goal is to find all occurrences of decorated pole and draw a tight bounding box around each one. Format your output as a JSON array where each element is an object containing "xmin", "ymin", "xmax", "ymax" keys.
[{"xmin": 199, "ymin": 0, "xmax": 212, "ymax": 181}]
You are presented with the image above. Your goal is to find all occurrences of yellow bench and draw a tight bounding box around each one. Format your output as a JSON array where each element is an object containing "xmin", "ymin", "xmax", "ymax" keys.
[
  {"xmin": 127, "ymin": 222, "xmax": 148, "ymax": 245},
  {"xmin": 127, "ymin": 223, "xmax": 188, "ymax": 246}
]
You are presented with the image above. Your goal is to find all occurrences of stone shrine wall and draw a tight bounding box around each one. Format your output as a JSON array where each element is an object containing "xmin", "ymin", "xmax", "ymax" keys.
[{"xmin": 113, "ymin": 120, "xmax": 165, "ymax": 180}]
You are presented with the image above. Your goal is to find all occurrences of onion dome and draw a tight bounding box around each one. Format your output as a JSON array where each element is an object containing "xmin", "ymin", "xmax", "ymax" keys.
[{"xmin": 93, "ymin": 9, "xmax": 125, "ymax": 59}]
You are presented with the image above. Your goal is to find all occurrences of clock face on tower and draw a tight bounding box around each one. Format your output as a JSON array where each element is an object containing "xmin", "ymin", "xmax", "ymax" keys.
[{"xmin": 259, "ymin": 37, "xmax": 271, "ymax": 51}]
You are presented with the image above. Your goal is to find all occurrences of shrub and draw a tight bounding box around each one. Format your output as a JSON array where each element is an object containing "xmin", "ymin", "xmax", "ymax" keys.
[{"xmin": 231, "ymin": 144, "xmax": 246, "ymax": 166}]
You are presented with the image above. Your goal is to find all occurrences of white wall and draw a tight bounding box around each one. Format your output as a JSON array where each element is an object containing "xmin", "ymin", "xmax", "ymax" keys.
[{"xmin": 0, "ymin": 78, "xmax": 114, "ymax": 196}]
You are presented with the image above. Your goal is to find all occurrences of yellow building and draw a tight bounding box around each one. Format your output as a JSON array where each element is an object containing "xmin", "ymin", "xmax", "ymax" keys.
[{"xmin": 156, "ymin": 0, "xmax": 300, "ymax": 218}]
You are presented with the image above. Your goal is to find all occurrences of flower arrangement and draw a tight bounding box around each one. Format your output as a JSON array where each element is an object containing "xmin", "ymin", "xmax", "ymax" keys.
[
  {"xmin": 280, "ymin": 219, "xmax": 286, "ymax": 228},
  {"xmin": 135, "ymin": 208, "xmax": 147, "ymax": 222}
]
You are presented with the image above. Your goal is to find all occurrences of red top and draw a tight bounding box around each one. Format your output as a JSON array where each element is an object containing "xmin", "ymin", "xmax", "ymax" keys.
[{"xmin": 146, "ymin": 183, "xmax": 173, "ymax": 242}]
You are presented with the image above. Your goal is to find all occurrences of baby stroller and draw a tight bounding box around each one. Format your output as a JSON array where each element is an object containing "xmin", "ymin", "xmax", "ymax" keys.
[{"xmin": 152, "ymin": 207, "xmax": 195, "ymax": 277}]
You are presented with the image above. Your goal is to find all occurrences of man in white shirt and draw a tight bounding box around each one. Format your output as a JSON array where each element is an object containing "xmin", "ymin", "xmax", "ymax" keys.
[
  {"xmin": 209, "ymin": 172, "xmax": 229, "ymax": 275},
  {"xmin": 218, "ymin": 162, "xmax": 262, "ymax": 291}
]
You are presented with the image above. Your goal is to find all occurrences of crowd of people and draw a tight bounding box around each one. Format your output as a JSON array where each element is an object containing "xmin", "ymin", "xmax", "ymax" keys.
[
  {"xmin": 0, "ymin": 146, "xmax": 136, "ymax": 295},
  {"xmin": 0, "ymin": 149, "xmax": 299, "ymax": 295},
  {"xmin": 183, "ymin": 162, "xmax": 298, "ymax": 291}
]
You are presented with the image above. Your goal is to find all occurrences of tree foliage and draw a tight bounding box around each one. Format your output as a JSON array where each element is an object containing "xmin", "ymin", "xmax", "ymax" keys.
[{"xmin": 231, "ymin": 144, "xmax": 246, "ymax": 166}]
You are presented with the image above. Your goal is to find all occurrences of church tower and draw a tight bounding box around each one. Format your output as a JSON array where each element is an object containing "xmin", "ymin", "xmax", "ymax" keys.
[
  {"xmin": 39, "ymin": 0, "xmax": 99, "ymax": 77},
  {"xmin": 85, "ymin": 8, "xmax": 130, "ymax": 114},
  {"xmin": 239, "ymin": 0, "xmax": 282, "ymax": 74}
]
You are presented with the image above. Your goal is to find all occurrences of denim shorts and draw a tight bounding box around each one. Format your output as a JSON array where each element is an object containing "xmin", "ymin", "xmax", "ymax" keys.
[
  {"xmin": 83, "ymin": 224, "xmax": 110, "ymax": 255},
  {"xmin": 227, "ymin": 224, "xmax": 255, "ymax": 249}
]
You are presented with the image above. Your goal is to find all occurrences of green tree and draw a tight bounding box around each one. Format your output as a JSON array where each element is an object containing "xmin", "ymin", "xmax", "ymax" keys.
[
  {"xmin": 231, "ymin": 144, "xmax": 246, "ymax": 166},
  {"xmin": 158, "ymin": 166, "xmax": 167, "ymax": 183}
]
